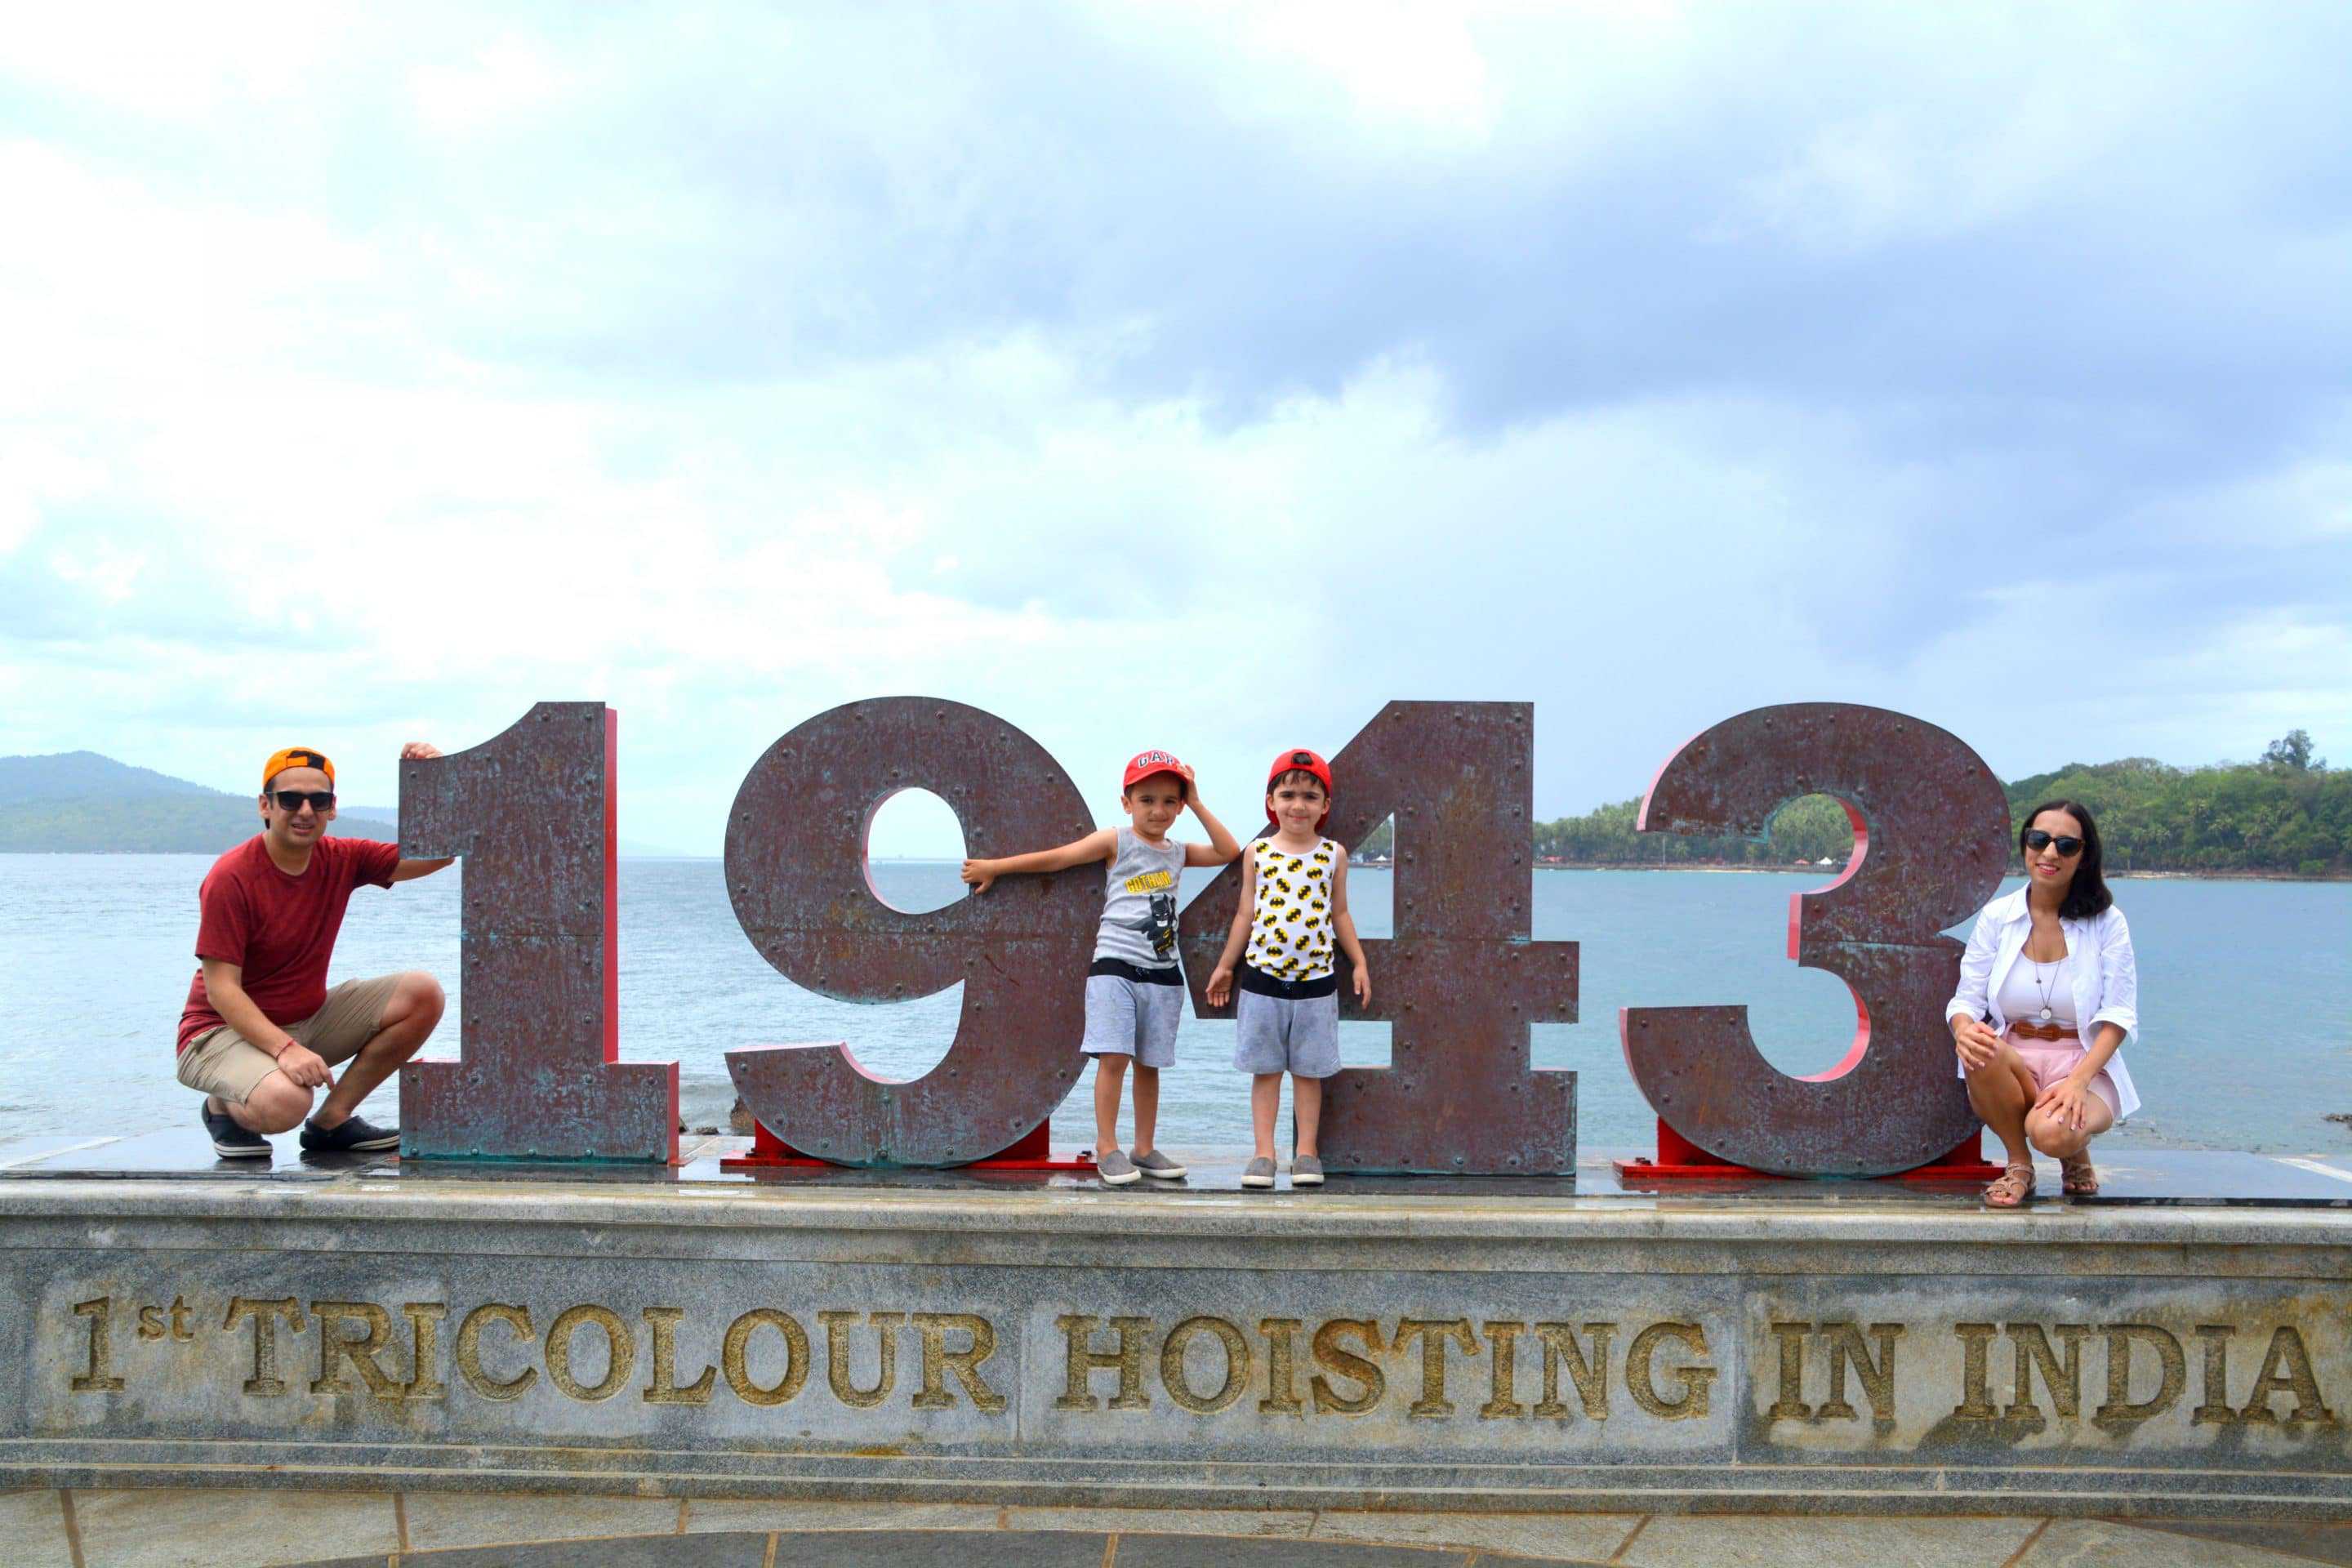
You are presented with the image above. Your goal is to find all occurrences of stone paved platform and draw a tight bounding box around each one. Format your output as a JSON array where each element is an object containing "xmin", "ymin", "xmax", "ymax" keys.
[
  {"xmin": 6, "ymin": 1128, "xmax": 2350, "ymax": 1206},
  {"xmin": 10, "ymin": 1487, "xmax": 2352, "ymax": 1567}
]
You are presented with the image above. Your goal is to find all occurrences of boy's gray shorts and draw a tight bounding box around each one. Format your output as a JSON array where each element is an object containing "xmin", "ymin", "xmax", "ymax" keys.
[
  {"xmin": 1233, "ymin": 983, "xmax": 1340, "ymax": 1079},
  {"xmin": 1081, "ymin": 967, "xmax": 1183, "ymax": 1068}
]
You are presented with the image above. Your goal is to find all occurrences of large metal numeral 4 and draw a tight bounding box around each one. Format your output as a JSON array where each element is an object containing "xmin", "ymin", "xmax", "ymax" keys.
[
  {"xmin": 1620, "ymin": 703, "xmax": 2008, "ymax": 1176},
  {"xmin": 1180, "ymin": 701, "xmax": 1577, "ymax": 1174},
  {"xmin": 724, "ymin": 698, "xmax": 1096, "ymax": 1167},
  {"xmin": 399, "ymin": 702, "xmax": 679, "ymax": 1162}
]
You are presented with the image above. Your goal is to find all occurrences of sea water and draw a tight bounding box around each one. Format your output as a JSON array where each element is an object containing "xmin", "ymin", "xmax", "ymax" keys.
[{"xmin": 2, "ymin": 856, "xmax": 2345, "ymax": 1155}]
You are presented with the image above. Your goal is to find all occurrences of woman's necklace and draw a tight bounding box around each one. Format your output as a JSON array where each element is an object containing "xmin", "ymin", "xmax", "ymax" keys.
[{"xmin": 2028, "ymin": 922, "xmax": 2061, "ymax": 1022}]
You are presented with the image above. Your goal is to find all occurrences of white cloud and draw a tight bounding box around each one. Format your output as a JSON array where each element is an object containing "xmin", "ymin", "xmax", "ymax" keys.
[
  {"xmin": 44, "ymin": 541, "xmax": 146, "ymax": 603},
  {"xmin": 1239, "ymin": 0, "xmax": 1496, "ymax": 137},
  {"xmin": 1, "ymin": 2, "xmax": 348, "ymax": 116},
  {"xmin": 412, "ymin": 34, "xmax": 595, "ymax": 140},
  {"xmin": 0, "ymin": 426, "xmax": 105, "ymax": 556}
]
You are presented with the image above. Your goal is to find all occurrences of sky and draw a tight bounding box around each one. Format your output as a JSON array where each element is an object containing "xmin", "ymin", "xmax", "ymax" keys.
[{"xmin": 3, "ymin": 1, "xmax": 2346, "ymax": 857}]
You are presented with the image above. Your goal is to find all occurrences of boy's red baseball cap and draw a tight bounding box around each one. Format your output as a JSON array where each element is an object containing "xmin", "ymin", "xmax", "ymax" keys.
[
  {"xmin": 1121, "ymin": 749, "xmax": 1188, "ymax": 799},
  {"xmin": 1264, "ymin": 746, "xmax": 1332, "ymax": 827}
]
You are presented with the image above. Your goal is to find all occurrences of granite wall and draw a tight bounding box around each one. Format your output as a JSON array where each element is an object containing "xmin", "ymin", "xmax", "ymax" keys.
[{"xmin": 2, "ymin": 1182, "xmax": 2344, "ymax": 1517}]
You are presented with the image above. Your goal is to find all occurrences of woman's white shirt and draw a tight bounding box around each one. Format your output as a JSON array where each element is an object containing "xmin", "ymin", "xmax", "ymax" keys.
[{"xmin": 1946, "ymin": 888, "xmax": 2140, "ymax": 1120}]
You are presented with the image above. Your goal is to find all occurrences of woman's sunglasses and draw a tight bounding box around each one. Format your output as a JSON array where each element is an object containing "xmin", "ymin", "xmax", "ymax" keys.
[
  {"xmin": 2023, "ymin": 830, "xmax": 2082, "ymax": 857},
  {"xmin": 270, "ymin": 791, "xmax": 337, "ymax": 812}
]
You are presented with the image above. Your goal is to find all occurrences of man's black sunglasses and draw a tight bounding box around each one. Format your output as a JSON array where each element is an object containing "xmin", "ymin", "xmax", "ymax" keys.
[
  {"xmin": 271, "ymin": 790, "xmax": 336, "ymax": 812},
  {"xmin": 2023, "ymin": 830, "xmax": 2082, "ymax": 857}
]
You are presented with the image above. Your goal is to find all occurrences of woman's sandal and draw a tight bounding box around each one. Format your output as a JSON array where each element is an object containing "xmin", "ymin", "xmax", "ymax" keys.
[
  {"xmin": 1984, "ymin": 1162, "xmax": 2036, "ymax": 1209},
  {"xmin": 2060, "ymin": 1153, "xmax": 2099, "ymax": 1195}
]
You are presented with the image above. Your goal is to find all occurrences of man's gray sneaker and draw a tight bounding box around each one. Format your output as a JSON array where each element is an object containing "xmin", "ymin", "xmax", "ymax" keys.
[
  {"xmin": 1241, "ymin": 1156, "xmax": 1276, "ymax": 1188},
  {"xmin": 1098, "ymin": 1149, "xmax": 1141, "ymax": 1185},
  {"xmin": 1291, "ymin": 1155, "xmax": 1325, "ymax": 1187},
  {"xmin": 201, "ymin": 1101, "xmax": 270, "ymax": 1159},
  {"xmin": 299, "ymin": 1114, "xmax": 399, "ymax": 1154},
  {"xmin": 1133, "ymin": 1148, "xmax": 1187, "ymax": 1180}
]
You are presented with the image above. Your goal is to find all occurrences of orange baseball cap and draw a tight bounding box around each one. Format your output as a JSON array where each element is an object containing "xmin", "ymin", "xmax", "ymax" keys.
[
  {"xmin": 263, "ymin": 746, "xmax": 336, "ymax": 788},
  {"xmin": 1121, "ymin": 749, "xmax": 1188, "ymax": 799}
]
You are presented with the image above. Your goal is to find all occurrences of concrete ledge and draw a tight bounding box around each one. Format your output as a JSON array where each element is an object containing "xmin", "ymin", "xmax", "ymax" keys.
[
  {"xmin": 71, "ymin": 1488, "xmax": 396, "ymax": 1568},
  {"xmin": 2, "ymin": 1178, "xmax": 2345, "ymax": 1521},
  {"xmin": 8, "ymin": 1489, "xmax": 2352, "ymax": 1568},
  {"xmin": 0, "ymin": 1487, "xmax": 74, "ymax": 1568},
  {"xmin": 8, "ymin": 1168, "xmax": 2352, "ymax": 1230}
]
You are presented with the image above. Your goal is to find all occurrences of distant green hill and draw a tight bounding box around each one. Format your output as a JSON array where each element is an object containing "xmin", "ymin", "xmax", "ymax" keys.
[
  {"xmin": 0, "ymin": 751, "xmax": 693, "ymax": 856},
  {"xmin": 0, "ymin": 752, "xmax": 399, "ymax": 853},
  {"xmin": 2003, "ymin": 739, "xmax": 2348, "ymax": 875},
  {"xmin": 0, "ymin": 750, "xmax": 220, "ymax": 801}
]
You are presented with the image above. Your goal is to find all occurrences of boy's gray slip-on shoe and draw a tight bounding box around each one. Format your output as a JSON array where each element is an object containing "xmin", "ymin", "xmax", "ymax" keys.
[
  {"xmin": 1241, "ymin": 1156, "xmax": 1276, "ymax": 1188},
  {"xmin": 1133, "ymin": 1148, "xmax": 1187, "ymax": 1179},
  {"xmin": 1291, "ymin": 1155, "xmax": 1324, "ymax": 1186},
  {"xmin": 1098, "ymin": 1150, "xmax": 1141, "ymax": 1185}
]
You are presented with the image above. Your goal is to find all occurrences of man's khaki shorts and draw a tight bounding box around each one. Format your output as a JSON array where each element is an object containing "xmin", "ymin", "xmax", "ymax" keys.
[{"xmin": 176, "ymin": 973, "xmax": 405, "ymax": 1104}]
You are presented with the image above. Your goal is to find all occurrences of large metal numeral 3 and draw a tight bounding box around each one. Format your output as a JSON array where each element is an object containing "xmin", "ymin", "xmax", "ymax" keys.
[
  {"xmin": 1180, "ymin": 702, "xmax": 1577, "ymax": 1174},
  {"xmin": 1620, "ymin": 703, "xmax": 2008, "ymax": 1176},
  {"xmin": 399, "ymin": 702, "xmax": 679, "ymax": 1162},
  {"xmin": 724, "ymin": 698, "xmax": 1096, "ymax": 1167}
]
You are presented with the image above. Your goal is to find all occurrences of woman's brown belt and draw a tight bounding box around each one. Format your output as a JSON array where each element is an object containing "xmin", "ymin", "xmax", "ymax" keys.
[{"xmin": 2007, "ymin": 1020, "xmax": 2080, "ymax": 1041}]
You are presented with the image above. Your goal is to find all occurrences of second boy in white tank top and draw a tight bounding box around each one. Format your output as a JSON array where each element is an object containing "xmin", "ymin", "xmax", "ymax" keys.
[{"xmin": 1205, "ymin": 747, "xmax": 1374, "ymax": 1189}]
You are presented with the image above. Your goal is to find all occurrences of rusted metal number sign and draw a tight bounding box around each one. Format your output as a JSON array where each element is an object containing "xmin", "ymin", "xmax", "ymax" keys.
[
  {"xmin": 722, "ymin": 700, "xmax": 1096, "ymax": 1167},
  {"xmin": 399, "ymin": 702, "xmax": 679, "ymax": 1162},
  {"xmin": 401, "ymin": 696, "xmax": 2004, "ymax": 1179},
  {"xmin": 1621, "ymin": 704, "xmax": 2009, "ymax": 1177},
  {"xmin": 1180, "ymin": 702, "xmax": 1576, "ymax": 1174}
]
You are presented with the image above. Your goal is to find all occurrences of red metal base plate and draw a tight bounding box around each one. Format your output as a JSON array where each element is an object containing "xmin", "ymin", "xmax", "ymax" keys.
[
  {"xmin": 1613, "ymin": 1118, "xmax": 2004, "ymax": 1183},
  {"xmin": 719, "ymin": 1119, "xmax": 1098, "ymax": 1173}
]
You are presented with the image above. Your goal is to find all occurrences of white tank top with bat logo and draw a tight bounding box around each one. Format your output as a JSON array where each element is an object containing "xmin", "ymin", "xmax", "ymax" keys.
[{"xmin": 1244, "ymin": 835, "xmax": 1338, "ymax": 982}]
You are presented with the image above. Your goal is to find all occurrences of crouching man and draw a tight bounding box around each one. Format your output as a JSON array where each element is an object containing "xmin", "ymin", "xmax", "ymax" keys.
[{"xmin": 176, "ymin": 745, "xmax": 454, "ymax": 1157}]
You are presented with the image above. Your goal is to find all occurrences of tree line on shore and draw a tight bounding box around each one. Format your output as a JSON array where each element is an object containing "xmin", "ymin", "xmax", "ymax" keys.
[{"xmin": 1357, "ymin": 732, "xmax": 2346, "ymax": 877}]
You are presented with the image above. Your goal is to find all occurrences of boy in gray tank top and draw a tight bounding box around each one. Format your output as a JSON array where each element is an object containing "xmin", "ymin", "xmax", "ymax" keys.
[{"xmin": 962, "ymin": 751, "xmax": 1240, "ymax": 1186}]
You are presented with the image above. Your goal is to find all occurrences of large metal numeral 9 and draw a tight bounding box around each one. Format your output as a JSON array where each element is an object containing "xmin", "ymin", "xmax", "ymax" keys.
[
  {"xmin": 724, "ymin": 698, "xmax": 1096, "ymax": 1167},
  {"xmin": 1181, "ymin": 702, "xmax": 1577, "ymax": 1174},
  {"xmin": 1620, "ymin": 703, "xmax": 2008, "ymax": 1176},
  {"xmin": 399, "ymin": 702, "xmax": 679, "ymax": 1162}
]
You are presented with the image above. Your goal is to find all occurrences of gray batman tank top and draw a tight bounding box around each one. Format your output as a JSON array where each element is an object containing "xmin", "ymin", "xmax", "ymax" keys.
[{"xmin": 1094, "ymin": 827, "xmax": 1185, "ymax": 969}]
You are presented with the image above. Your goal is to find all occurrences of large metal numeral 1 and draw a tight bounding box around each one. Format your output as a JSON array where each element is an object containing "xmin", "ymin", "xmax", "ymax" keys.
[
  {"xmin": 1180, "ymin": 702, "xmax": 1577, "ymax": 1174},
  {"xmin": 724, "ymin": 698, "xmax": 1096, "ymax": 1167},
  {"xmin": 1620, "ymin": 703, "xmax": 2008, "ymax": 1176},
  {"xmin": 399, "ymin": 702, "xmax": 679, "ymax": 1162}
]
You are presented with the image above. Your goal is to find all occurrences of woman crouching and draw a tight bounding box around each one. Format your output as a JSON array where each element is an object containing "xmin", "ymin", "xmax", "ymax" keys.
[{"xmin": 1947, "ymin": 800, "xmax": 2140, "ymax": 1209}]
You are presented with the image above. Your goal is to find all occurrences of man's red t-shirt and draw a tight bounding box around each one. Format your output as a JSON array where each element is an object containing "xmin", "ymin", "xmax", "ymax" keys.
[{"xmin": 177, "ymin": 835, "xmax": 402, "ymax": 1053}]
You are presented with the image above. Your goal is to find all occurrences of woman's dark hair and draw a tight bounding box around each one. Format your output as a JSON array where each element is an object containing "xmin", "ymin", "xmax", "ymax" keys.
[{"xmin": 2020, "ymin": 799, "xmax": 2113, "ymax": 920}]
